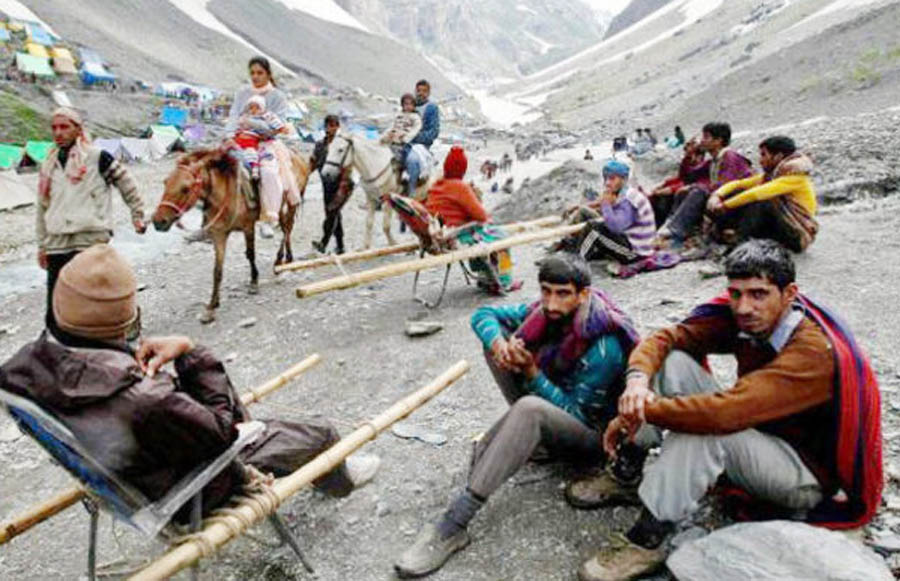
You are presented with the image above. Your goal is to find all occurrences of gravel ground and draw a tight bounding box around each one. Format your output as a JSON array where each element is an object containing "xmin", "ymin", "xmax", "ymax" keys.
[{"xmin": 1, "ymin": 135, "xmax": 898, "ymax": 580}]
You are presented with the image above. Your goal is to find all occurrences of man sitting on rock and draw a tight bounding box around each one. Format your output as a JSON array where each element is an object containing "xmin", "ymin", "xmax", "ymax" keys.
[
  {"xmin": 570, "ymin": 239, "xmax": 882, "ymax": 581},
  {"xmin": 706, "ymin": 135, "xmax": 818, "ymax": 252},
  {"xmin": 0, "ymin": 245, "xmax": 379, "ymax": 519},
  {"xmin": 653, "ymin": 122, "xmax": 753, "ymax": 249},
  {"xmin": 394, "ymin": 254, "xmax": 640, "ymax": 578}
]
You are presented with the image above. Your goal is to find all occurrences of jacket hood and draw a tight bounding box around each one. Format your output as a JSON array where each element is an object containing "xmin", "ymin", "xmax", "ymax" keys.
[
  {"xmin": 0, "ymin": 332, "xmax": 144, "ymax": 410},
  {"xmin": 774, "ymin": 152, "xmax": 814, "ymax": 177}
]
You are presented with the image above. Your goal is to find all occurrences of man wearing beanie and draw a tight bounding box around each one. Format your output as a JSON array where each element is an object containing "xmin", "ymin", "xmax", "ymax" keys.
[
  {"xmin": 424, "ymin": 146, "xmax": 519, "ymax": 293},
  {"xmin": 36, "ymin": 107, "xmax": 146, "ymax": 330},
  {"xmin": 0, "ymin": 245, "xmax": 378, "ymax": 518}
]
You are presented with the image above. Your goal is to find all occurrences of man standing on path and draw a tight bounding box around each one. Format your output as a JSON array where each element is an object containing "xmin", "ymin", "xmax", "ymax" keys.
[
  {"xmin": 571, "ymin": 240, "xmax": 882, "ymax": 581},
  {"xmin": 394, "ymin": 255, "xmax": 640, "ymax": 578},
  {"xmin": 404, "ymin": 79, "xmax": 440, "ymax": 198},
  {"xmin": 310, "ymin": 114, "xmax": 350, "ymax": 254},
  {"xmin": 35, "ymin": 107, "xmax": 146, "ymax": 330}
]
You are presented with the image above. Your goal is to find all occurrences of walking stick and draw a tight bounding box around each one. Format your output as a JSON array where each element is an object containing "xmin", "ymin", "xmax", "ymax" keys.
[{"xmin": 0, "ymin": 354, "xmax": 323, "ymax": 545}]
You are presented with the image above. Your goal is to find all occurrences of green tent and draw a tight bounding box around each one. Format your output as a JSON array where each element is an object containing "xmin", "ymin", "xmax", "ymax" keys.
[
  {"xmin": 24, "ymin": 141, "xmax": 54, "ymax": 163},
  {"xmin": 0, "ymin": 143, "xmax": 23, "ymax": 169},
  {"xmin": 149, "ymin": 124, "xmax": 182, "ymax": 138},
  {"xmin": 15, "ymin": 52, "xmax": 55, "ymax": 78}
]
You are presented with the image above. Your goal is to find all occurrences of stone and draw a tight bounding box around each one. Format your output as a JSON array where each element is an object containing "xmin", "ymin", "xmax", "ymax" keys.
[
  {"xmin": 224, "ymin": 352, "xmax": 238, "ymax": 363},
  {"xmin": 667, "ymin": 521, "xmax": 892, "ymax": 581},
  {"xmin": 670, "ymin": 526, "xmax": 708, "ymax": 548},
  {"xmin": 137, "ymin": 283, "xmax": 149, "ymax": 292},
  {"xmin": 0, "ymin": 423, "xmax": 22, "ymax": 443},
  {"xmin": 375, "ymin": 502, "xmax": 391, "ymax": 517},
  {"xmin": 404, "ymin": 321, "xmax": 444, "ymax": 337},
  {"xmin": 869, "ymin": 531, "xmax": 900, "ymax": 554},
  {"xmin": 237, "ymin": 317, "xmax": 258, "ymax": 328},
  {"xmin": 391, "ymin": 421, "xmax": 448, "ymax": 446}
]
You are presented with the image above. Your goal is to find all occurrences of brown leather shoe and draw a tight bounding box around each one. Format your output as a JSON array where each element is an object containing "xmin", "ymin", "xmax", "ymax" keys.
[
  {"xmin": 577, "ymin": 541, "xmax": 665, "ymax": 581},
  {"xmin": 565, "ymin": 471, "xmax": 641, "ymax": 509}
]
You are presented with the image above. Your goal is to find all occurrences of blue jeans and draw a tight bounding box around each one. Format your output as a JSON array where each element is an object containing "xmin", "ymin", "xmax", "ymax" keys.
[{"xmin": 404, "ymin": 153, "xmax": 420, "ymax": 197}]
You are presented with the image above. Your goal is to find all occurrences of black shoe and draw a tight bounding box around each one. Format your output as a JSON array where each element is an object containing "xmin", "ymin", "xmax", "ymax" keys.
[
  {"xmin": 311, "ymin": 240, "xmax": 326, "ymax": 253},
  {"xmin": 626, "ymin": 508, "xmax": 675, "ymax": 550},
  {"xmin": 611, "ymin": 442, "xmax": 648, "ymax": 486},
  {"xmin": 336, "ymin": 246, "xmax": 345, "ymax": 255}
]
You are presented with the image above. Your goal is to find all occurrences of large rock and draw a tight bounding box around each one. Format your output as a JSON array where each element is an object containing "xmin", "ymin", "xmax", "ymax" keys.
[{"xmin": 667, "ymin": 521, "xmax": 892, "ymax": 581}]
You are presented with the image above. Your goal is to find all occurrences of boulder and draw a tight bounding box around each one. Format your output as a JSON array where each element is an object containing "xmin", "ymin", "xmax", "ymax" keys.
[{"xmin": 667, "ymin": 521, "xmax": 892, "ymax": 581}]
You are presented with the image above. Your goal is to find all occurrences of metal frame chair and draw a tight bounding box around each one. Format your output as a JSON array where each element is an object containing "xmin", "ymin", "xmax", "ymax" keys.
[{"xmin": 0, "ymin": 388, "xmax": 314, "ymax": 579}]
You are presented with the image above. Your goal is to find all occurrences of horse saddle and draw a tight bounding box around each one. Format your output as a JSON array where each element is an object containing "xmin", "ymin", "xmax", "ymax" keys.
[{"xmin": 237, "ymin": 165, "xmax": 259, "ymax": 210}]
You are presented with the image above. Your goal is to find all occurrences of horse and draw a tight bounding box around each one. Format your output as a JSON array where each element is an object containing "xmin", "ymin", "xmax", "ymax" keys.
[
  {"xmin": 320, "ymin": 130, "xmax": 436, "ymax": 249},
  {"xmin": 152, "ymin": 147, "xmax": 309, "ymax": 323}
]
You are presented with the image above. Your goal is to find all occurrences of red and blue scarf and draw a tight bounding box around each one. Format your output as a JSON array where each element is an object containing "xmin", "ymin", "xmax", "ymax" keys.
[
  {"xmin": 516, "ymin": 288, "xmax": 640, "ymax": 384},
  {"xmin": 689, "ymin": 293, "xmax": 883, "ymax": 529}
]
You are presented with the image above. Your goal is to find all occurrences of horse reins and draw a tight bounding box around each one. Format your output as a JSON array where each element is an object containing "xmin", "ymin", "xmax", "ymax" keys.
[
  {"xmin": 325, "ymin": 134, "xmax": 393, "ymax": 187},
  {"xmin": 160, "ymin": 164, "xmax": 234, "ymax": 232}
]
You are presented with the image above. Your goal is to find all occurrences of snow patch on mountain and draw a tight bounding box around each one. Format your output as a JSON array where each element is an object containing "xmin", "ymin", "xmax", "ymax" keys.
[
  {"xmin": 273, "ymin": 0, "xmax": 369, "ymax": 32},
  {"xmin": 0, "ymin": 0, "xmax": 58, "ymax": 35}
]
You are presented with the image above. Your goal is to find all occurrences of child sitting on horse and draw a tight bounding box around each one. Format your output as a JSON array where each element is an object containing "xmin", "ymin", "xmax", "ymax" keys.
[
  {"xmin": 232, "ymin": 95, "xmax": 284, "ymax": 181},
  {"xmin": 381, "ymin": 93, "xmax": 422, "ymax": 172}
]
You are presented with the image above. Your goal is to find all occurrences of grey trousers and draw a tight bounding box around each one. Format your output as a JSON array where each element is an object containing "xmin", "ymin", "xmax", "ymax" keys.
[
  {"xmin": 637, "ymin": 351, "xmax": 823, "ymax": 522},
  {"xmin": 466, "ymin": 352, "xmax": 604, "ymax": 498}
]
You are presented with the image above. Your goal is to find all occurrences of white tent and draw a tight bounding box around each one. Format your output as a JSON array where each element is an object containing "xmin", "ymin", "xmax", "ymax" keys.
[
  {"xmin": 149, "ymin": 133, "xmax": 177, "ymax": 158},
  {"xmin": 120, "ymin": 138, "xmax": 152, "ymax": 162},
  {"xmin": 51, "ymin": 89, "xmax": 72, "ymax": 108},
  {"xmin": 0, "ymin": 172, "xmax": 35, "ymax": 211},
  {"xmin": 94, "ymin": 138, "xmax": 124, "ymax": 159}
]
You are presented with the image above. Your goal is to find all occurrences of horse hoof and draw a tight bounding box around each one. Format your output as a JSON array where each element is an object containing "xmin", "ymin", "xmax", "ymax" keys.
[
  {"xmin": 199, "ymin": 310, "xmax": 216, "ymax": 324},
  {"xmin": 248, "ymin": 283, "xmax": 259, "ymax": 295}
]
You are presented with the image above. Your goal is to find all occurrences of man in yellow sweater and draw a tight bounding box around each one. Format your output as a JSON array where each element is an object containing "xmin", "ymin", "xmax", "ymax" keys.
[{"xmin": 706, "ymin": 136, "xmax": 818, "ymax": 252}]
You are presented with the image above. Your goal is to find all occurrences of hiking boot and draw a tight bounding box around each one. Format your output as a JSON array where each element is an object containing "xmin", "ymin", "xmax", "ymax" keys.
[
  {"xmin": 577, "ymin": 540, "xmax": 665, "ymax": 581},
  {"xmin": 258, "ymin": 222, "xmax": 275, "ymax": 239},
  {"xmin": 394, "ymin": 523, "xmax": 470, "ymax": 578},
  {"xmin": 565, "ymin": 471, "xmax": 641, "ymax": 509},
  {"xmin": 311, "ymin": 240, "xmax": 326, "ymax": 254},
  {"xmin": 345, "ymin": 453, "xmax": 380, "ymax": 489}
]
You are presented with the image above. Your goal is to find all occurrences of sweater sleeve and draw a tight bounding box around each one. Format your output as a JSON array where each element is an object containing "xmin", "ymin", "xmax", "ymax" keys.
[
  {"xmin": 722, "ymin": 175, "xmax": 808, "ymax": 209},
  {"xmin": 103, "ymin": 158, "xmax": 145, "ymax": 221},
  {"xmin": 645, "ymin": 324, "xmax": 834, "ymax": 434},
  {"xmin": 714, "ymin": 174, "xmax": 763, "ymax": 200},
  {"xmin": 412, "ymin": 103, "xmax": 440, "ymax": 146},
  {"xmin": 600, "ymin": 198, "xmax": 637, "ymax": 233},
  {"xmin": 460, "ymin": 186, "xmax": 489, "ymax": 222},
  {"xmin": 35, "ymin": 193, "xmax": 47, "ymax": 250},
  {"xmin": 398, "ymin": 114, "xmax": 422, "ymax": 144},
  {"xmin": 470, "ymin": 303, "xmax": 529, "ymax": 349},
  {"xmin": 526, "ymin": 335, "xmax": 625, "ymax": 425},
  {"xmin": 628, "ymin": 317, "xmax": 737, "ymax": 377}
]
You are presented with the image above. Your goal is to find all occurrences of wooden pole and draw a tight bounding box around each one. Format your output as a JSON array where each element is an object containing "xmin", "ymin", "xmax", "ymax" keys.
[
  {"xmin": 128, "ymin": 360, "xmax": 470, "ymax": 581},
  {"xmin": 0, "ymin": 354, "xmax": 322, "ymax": 546},
  {"xmin": 273, "ymin": 215, "xmax": 563, "ymax": 274},
  {"xmin": 296, "ymin": 222, "xmax": 584, "ymax": 299}
]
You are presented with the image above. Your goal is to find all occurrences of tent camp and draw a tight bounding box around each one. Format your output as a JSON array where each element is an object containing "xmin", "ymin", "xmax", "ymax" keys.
[
  {"xmin": 0, "ymin": 144, "xmax": 23, "ymax": 170},
  {"xmin": 15, "ymin": 52, "xmax": 55, "ymax": 78},
  {"xmin": 183, "ymin": 124, "xmax": 207, "ymax": 142},
  {"xmin": 120, "ymin": 138, "xmax": 153, "ymax": 162},
  {"xmin": 79, "ymin": 47, "xmax": 103, "ymax": 65},
  {"xmin": 26, "ymin": 42, "xmax": 49, "ymax": 58},
  {"xmin": 94, "ymin": 138, "xmax": 124, "ymax": 159},
  {"xmin": 80, "ymin": 61, "xmax": 115, "ymax": 85},
  {"xmin": 21, "ymin": 141, "xmax": 54, "ymax": 167},
  {"xmin": 0, "ymin": 172, "xmax": 34, "ymax": 212},
  {"xmin": 26, "ymin": 22, "xmax": 54, "ymax": 46},
  {"xmin": 159, "ymin": 106, "xmax": 188, "ymax": 128},
  {"xmin": 51, "ymin": 90, "xmax": 73, "ymax": 108},
  {"xmin": 148, "ymin": 125, "xmax": 184, "ymax": 156},
  {"xmin": 50, "ymin": 47, "xmax": 77, "ymax": 74}
]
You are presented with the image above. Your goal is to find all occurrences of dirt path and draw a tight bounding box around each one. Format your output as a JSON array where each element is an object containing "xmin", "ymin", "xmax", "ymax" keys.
[{"xmin": 0, "ymin": 150, "xmax": 898, "ymax": 580}]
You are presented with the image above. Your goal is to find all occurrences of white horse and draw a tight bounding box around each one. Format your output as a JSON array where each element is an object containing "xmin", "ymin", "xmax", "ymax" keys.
[{"xmin": 320, "ymin": 130, "xmax": 436, "ymax": 249}]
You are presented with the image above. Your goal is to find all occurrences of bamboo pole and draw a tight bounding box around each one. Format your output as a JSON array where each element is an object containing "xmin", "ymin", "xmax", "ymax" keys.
[
  {"xmin": 273, "ymin": 215, "xmax": 563, "ymax": 274},
  {"xmin": 296, "ymin": 222, "xmax": 585, "ymax": 299},
  {"xmin": 0, "ymin": 354, "xmax": 322, "ymax": 546},
  {"xmin": 129, "ymin": 359, "xmax": 470, "ymax": 581}
]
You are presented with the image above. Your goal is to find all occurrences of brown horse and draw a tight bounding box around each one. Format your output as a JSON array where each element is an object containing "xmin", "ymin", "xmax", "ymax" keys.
[{"xmin": 152, "ymin": 147, "xmax": 308, "ymax": 323}]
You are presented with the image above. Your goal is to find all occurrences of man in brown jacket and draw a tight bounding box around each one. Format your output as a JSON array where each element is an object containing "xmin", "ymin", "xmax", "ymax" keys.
[
  {"xmin": 0, "ymin": 245, "xmax": 378, "ymax": 518},
  {"xmin": 571, "ymin": 239, "xmax": 881, "ymax": 581}
]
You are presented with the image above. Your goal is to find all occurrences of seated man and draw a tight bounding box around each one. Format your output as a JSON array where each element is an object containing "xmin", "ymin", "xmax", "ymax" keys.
[
  {"xmin": 706, "ymin": 135, "xmax": 818, "ymax": 252},
  {"xmin": 646, "ymin": 137, "xmax": 709, "ymax": 227},
  {"xmin": 0, "ymin": 245, "xmax": 378, "ymax": 518},
  {"xmin": 570, "ymin": 240, "xmax": 882, "ymax": 581},
  {"xmin": 557, "ymin": 160, "xmax": 656, "ymax": 266},
  {"xmin": 654, "ymin": 122, "xmax": 753, "ymax": 249},
  {"xmin": 394, "ymin": 255, "xmax": 640, "ymax": 578}
]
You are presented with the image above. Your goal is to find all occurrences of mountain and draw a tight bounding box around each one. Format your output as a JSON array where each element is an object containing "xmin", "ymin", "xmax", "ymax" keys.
[
  {"xmin": 335, "ymin": 0, "xmax": 607, "ymax": 84},
  {"xmin": 23, "ymin": 0, "xmax": 459, "ymax": 96},
  {"xmin": 604, "ymin": 0, "xmax": 675, "ymax": 39}
]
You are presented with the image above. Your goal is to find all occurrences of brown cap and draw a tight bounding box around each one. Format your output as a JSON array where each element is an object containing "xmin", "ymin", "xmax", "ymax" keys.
[{"xmin": 52, "ymin": 244, "xmax": 137, "ymax": 340}]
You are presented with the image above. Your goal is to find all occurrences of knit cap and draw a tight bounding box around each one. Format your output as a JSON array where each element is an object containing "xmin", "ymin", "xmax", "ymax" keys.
[
  {"xmin": 443, "ymin": 146, "xmax": 468, "ymax": 180},
  {"xmin": 602, "ymin": 159, "xmax": 631, "ymax": 179},
  {"xmin": 246, "ymin": 95, "xmax": 266, "ymax": 112},
  {"xmin": 53, "ymin": 244, "xmax": 138, "ymax": 340}
]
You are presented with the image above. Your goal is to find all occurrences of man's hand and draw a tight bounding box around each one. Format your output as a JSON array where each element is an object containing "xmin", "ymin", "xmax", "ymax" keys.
[
  {"xmin": 136, "ymin": 336, "xmax": 195, "ymax": 378},
  {"xmin": 507, "ymin": 337, "xmax": 539, "ymax": 379},
  {"xmin": 490, "ymin": 338, "xmax": 513, "ymax": 370},
  {"xmin": 619, "ymin": 371, "xmax": 656, "ymax": 425},
  {"xmin": 133, "ymin": 218, "xmax": 147, "ymax": 234},
  {"xmin": 603, "ymin": 415, "xmax": 638, "ymax": 458},
  {"xmin": 601, "ymin": 192, "xmax": 618, "ymax": 206},
  {"xmin": 37, "ymin": 249, "xmax": 48, "ymax": 270},
  {"xmin": 706, "ymin": 195, "xmax": 725, "ymax": 214}
]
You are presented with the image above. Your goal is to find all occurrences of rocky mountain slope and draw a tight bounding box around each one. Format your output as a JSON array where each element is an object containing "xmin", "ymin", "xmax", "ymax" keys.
[
  {"xmin": 336, "ymin": 0, "xmax": 607, "ymax": 84},
  {"xmin": 604, "ymin": 0, "xmax": 674, "ymax": 39},
  {"xmin": 495, "ymin": 0, "xmax": 900, "ymax": 138},
  {"xmin": 24, "ymin": 0, "xmax": 458, "ymax": 96}
]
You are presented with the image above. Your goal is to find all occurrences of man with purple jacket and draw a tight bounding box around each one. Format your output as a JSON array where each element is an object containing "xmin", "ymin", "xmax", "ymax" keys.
[{"xmin": 653, "ymin": 122, "xmax": 753, "ymax": 249}]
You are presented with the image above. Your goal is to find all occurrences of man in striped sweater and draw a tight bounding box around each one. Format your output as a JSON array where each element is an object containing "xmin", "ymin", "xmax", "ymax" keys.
[
  {"xmin": 394, "ymin": 255, "xmax": 639, "ymax": 578},
  {"xmin": 559, "ymin": 160, "xmax": 656, "ymax": 266}
]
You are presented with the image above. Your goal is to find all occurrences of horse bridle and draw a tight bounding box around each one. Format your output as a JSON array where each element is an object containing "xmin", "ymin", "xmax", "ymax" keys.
[
  {"xmin": 324, "ymin": 134, "xmax": 393, "ymax": 186},
  {"xmin": 159, "ymin": 164, "xmax": 234, "ymax": 231}
]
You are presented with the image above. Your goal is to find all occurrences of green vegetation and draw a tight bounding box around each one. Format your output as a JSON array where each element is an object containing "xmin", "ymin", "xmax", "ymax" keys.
[{"xmin": 0, "ymin": 91, "xmax": 52, "ymax": 144}]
